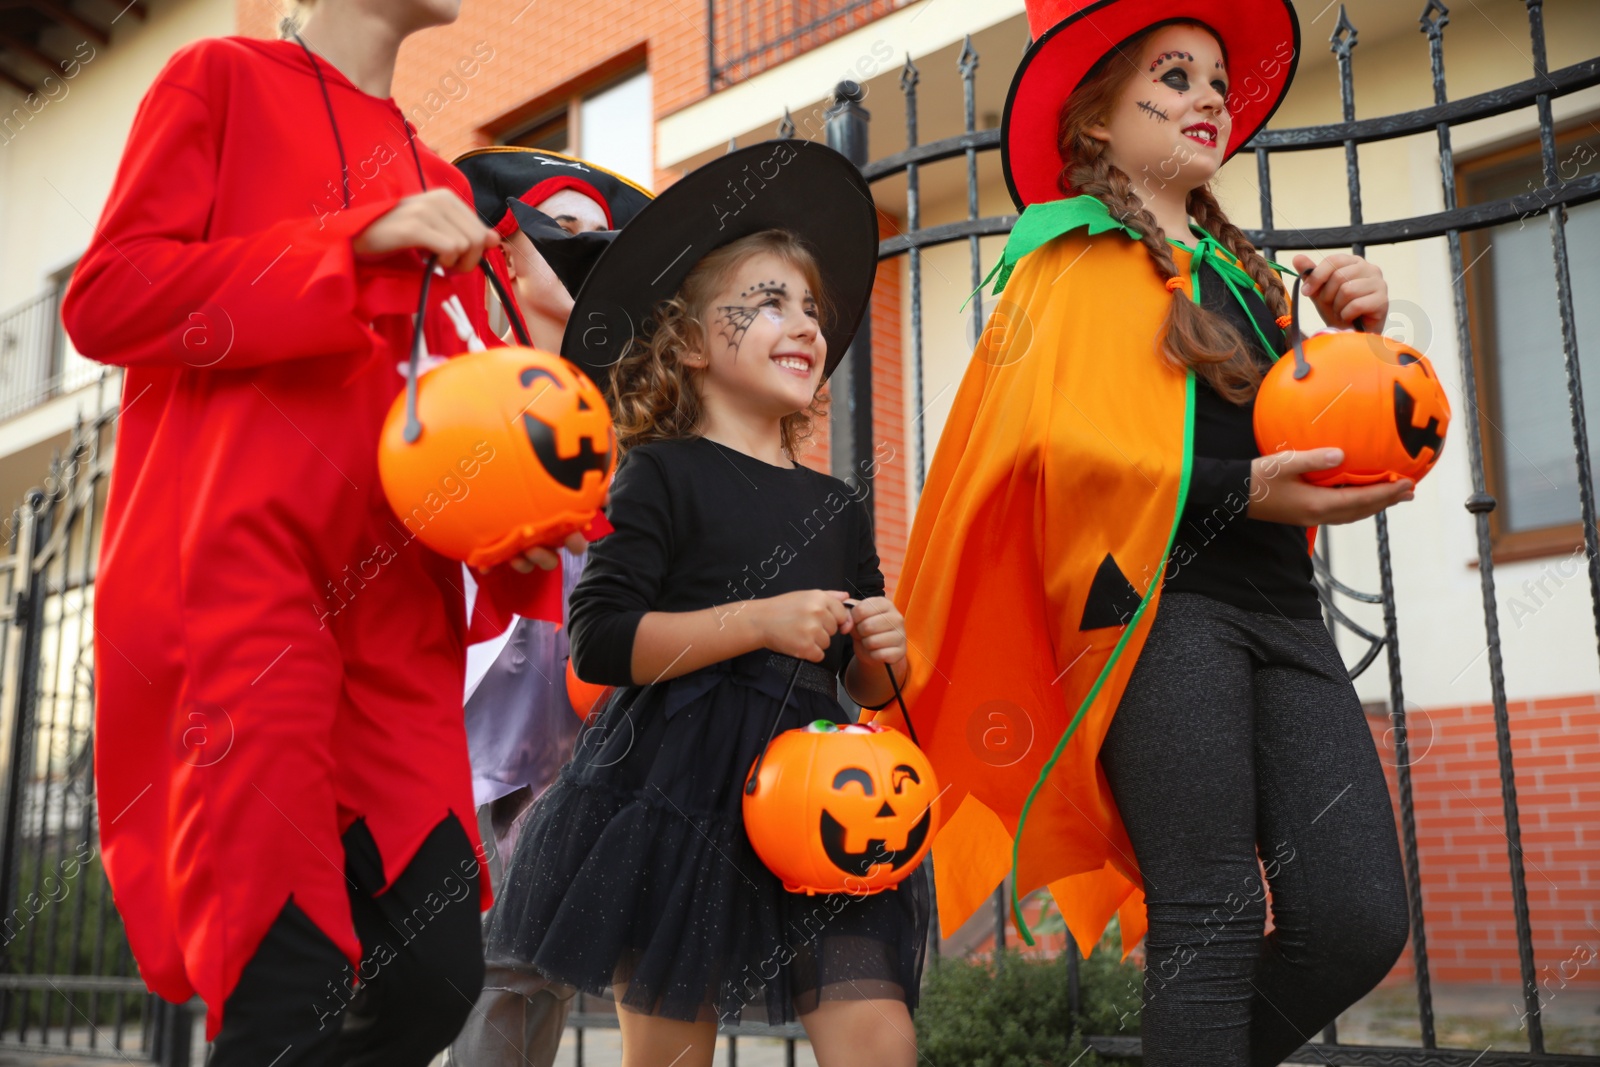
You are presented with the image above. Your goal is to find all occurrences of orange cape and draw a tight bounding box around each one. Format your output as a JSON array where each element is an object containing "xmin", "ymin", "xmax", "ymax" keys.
[{"xmin": 884, "ymin": 227, "xmax": 1218, "ymax": 959}]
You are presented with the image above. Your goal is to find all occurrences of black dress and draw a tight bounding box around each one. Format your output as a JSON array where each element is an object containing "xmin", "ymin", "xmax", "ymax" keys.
[{"xmin": 485, "ymin": 436, "xmax": 931, "ymax": 1026}]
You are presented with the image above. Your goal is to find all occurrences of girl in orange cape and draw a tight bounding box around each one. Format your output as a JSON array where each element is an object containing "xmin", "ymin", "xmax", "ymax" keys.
[{"xmin": 892, "ymin": 2, "xmax": 1416, "ymax": 1063}]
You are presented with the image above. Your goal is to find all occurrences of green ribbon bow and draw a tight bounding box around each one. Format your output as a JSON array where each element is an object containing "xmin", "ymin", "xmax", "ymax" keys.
[
  {"xmin": 1172, "ymin": 231, "xmax": 1295, "ymax": 356},
  {"xmin": 965, "ymin": 195, "xmax": 1295, "ymax": 358}
]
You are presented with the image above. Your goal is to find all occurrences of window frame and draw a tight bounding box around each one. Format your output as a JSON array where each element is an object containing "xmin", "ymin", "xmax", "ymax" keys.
[
  {"xmin": 488, "ymin": 52, "xmax": 649, "ymax": 161},
  {"xmin": 1458, "ymin": 115, "xmax": 1600, "ymax": 564},
  {"xmin": 504, "ymin": 108, "xmax": 573, "ymax": 153}
]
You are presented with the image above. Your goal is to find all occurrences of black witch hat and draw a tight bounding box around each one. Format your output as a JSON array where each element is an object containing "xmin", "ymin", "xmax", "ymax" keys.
[{"xmin": 561, "ymin": 139, "xmax": 879, "ymax": 390}]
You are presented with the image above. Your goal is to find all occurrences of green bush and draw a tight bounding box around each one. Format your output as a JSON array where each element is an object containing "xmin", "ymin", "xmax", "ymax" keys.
[
  {"xmin": 915, "ymin": 931, "xmax": 1143, "ymax": 1067},
  {"xmin": 3, "ymin": 841, "xmax": 141, "ymax": 1028}
]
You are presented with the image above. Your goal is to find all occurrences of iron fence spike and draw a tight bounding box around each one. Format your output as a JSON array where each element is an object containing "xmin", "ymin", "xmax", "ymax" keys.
[
  {"xmin": 957, "ymin": 33, "xmax": 979, "ymax": 77},
  {"xmin": 1420, "ymin": 0, "xmax": 1450, "ymax": 37},
  {"xmin": 1332, "ymin": 4, "xmax": 1360, "ymax": 56}
]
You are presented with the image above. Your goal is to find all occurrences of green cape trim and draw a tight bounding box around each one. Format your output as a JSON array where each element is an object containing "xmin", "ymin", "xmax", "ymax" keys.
[
  {"xmin": 1008, "ymin": 370, "xmax": 1196, "ymax": 947},
  {"xmin": 963, "ymin": 196, "xmax": 1141, "ymax": 310},
  {"xmin": 965, "ymin": 195, "xmax": 1295, "ymax": 359}
]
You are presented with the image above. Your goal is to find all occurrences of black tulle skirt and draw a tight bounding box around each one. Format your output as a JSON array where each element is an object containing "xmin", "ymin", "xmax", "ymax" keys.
[{"xmin": 484, "ymin": 650, "xmax": 931, "ymax": 1025}]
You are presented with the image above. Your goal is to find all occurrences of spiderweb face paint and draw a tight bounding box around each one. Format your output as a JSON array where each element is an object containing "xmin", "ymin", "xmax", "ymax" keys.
[{"xmin": 714, "ymin": 305, "xmax": 760, "ymax": 356}]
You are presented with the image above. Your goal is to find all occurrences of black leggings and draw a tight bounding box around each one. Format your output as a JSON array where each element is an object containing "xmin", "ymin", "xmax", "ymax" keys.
[
  {"xmin": 208, "ymin": 814, "xmax": 485, "ymax": 1066},
  {"xmin": 1099, "ymin": 592, "xmax": 1411, "ymax": 1067}
]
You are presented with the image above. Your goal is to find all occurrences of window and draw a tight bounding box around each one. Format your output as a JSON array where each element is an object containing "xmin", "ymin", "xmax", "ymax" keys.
[
  {"xmin": 579, "ymin": 71, "xmax": 653, "ymax": 191},
  {"xmin": 506, "ymin": 113, "xmax": 569, "ymax": 153},
  {"xmin": 500, "ymin": 69, "xmax": 653, "ymax": 190},
  {"xmin": 1461, "ymin": 119, "xmax": 1600, "ymax": 560}
]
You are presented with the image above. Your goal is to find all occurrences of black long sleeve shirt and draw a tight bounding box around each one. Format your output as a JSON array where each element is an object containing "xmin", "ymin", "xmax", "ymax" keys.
[
  {"xmin": 1161, "ymin": 253, "xmax": 1321, "ymax": 619},
  {"xmin": 567, "ymin": 436, "xmax": 885, "ymax": 687}
]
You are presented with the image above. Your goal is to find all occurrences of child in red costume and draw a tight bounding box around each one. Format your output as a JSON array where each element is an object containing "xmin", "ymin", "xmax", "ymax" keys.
[{"xmin": 60, "ymin": 2, "xmax": 584, "ymax": 1062}]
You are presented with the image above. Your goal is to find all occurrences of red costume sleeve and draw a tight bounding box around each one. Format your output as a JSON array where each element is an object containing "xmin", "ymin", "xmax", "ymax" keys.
[{"xmin": 61, "ymin": 45, "xmax": 409, "ymax": 370}]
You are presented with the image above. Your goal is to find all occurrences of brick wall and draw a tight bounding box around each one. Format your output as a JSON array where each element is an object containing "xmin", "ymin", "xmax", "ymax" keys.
[
  {"xmin": 870, "ymin": 211, "xmax": 906, "ymax": 593},
  {"xmin": 237, "ymin": 0, "xmax": 710, "ymax": 185},
  {"xmin": 791, "ymin": 210, "xmax": 905, "ymax": 591},
  {"xmin": 1367, "ymin": 693, "xmax": 1599, "ymax": 989}
]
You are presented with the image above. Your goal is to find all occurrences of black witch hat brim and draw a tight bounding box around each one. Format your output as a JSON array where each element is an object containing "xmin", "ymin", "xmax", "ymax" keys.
[{"xmin": 561, "ymin": 139, "xmax": 879, "ymax": 390}]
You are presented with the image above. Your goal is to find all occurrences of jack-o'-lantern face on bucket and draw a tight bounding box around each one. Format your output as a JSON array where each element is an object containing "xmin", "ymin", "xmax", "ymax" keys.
[
  {"xmin": 743, "ymin": 722, "xmax": 942, "ymax": 896},
  {"xmin": 377, "ymin": 347, "xmax": 616, "ymax": 570},
  {"xmin": 1253, "ymin": 331, "xmax": 1452, "ymax": 488},
  {"xmin": 820, "ymin": 760, "xmax": 934, "ymax": 877},
  {"xmin": 519, "ymin": 363, "xmax": 614, "ymax": 492}
]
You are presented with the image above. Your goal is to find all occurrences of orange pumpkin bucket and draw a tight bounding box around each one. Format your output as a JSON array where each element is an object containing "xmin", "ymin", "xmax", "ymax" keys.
[
  {"xmin": 1254, "ymin": 275, "xmax": 1450, "ymax": 487},
  {"xmin": 377, "ymin": 260, "xmax": 615, "ymax": 569},
  {"xmin": 566, "ymin": 657, "xmax": 613, "ymax": 721},
  {"xmin": 743, "ymin": 654, "xmax": 939, "ymax": 896},
  {"xmin": 744, "ymin": 720, "xmax": 940, "ymax": 896}
]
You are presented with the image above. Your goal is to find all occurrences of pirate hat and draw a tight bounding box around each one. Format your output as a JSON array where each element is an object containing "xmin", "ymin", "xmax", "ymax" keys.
[
  {"xmin": 453, "ymin": 146, "xmax": 653, "ymax": 296},
  {"xmin": 1003, "ymin": 0, "xmax": 1300, "ymax": 209},
  {"xmin": 562, "ymin": 139, "xmax": 878, "ymax": 390}
]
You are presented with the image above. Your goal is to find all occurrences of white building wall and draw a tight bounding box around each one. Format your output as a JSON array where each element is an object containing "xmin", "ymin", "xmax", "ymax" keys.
[
  {"xmin": 0, "ymin": 0, "xmax": 234, "ymax": 467},
  {"xmin": 0, "ymin": 0, "xmax": 237, "ymax": 306}
]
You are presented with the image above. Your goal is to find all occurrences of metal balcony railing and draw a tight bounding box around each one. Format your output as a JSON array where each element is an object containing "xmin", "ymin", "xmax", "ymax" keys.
[
  {"xmin": 707, "ymin": 0, "xmax": 903, "ymax": 91},
  {"xmin": 0, "ymin": 291, "xmax": 100, "ymax": 424}
]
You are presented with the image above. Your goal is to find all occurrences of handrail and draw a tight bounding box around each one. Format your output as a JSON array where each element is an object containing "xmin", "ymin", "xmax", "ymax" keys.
[
  {"xmin": 1251, "ymin": 56, "xmax": 1600, "ymax": 151},
  {"xmin": 1251, "ymin": 170, "xmax": 1600, "ymax": 249}
]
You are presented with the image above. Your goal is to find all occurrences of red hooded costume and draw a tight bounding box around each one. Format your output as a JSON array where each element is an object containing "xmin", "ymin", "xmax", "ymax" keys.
[{"xmin": 60, "ymin": 36, "xmax": 564, "ymax": 1036}]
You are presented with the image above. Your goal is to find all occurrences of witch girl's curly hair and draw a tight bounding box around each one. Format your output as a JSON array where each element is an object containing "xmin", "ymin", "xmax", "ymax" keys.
[
  {"xmin": 1057, "ymin": 21, "xmax": 1289, "ymax": 404},
  {"xmin": 608, "ymin": 230, "xmax": 832, "ymax": 455}
]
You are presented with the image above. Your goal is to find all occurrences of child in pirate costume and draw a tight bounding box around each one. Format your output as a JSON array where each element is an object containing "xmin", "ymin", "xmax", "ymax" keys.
[
  {"xmin": 448, "ymin": 146, "xmax": 651, "ymax": 1067},
  {"xmin": 893, "ymin": 3, "xmax": 1413, "ymax": 1064},
  {"xmin": 59, "ymin": 3, "xmax": 590, "ymax": 1061},
  {"xmin": 485, "ymin": 141, "xmax": 930, "ymax": 1067}
]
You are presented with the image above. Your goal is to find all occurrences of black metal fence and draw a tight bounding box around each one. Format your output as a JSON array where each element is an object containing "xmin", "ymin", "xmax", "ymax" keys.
[{"xmin": 0, "ymin": 374, "xmax": 196, "ymax": 1063}]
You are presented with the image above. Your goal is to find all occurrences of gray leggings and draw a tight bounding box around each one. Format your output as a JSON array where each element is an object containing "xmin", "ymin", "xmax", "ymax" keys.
[{"xmin": 1099, "ymin": 592, "xmax": 1412, "ymax": 1067}]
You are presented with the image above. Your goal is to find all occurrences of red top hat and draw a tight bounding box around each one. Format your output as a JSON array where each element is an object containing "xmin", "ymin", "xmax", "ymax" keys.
[{"xmin": 1002, "ymin": 0, "xmax": 1301, "ymax": 209}]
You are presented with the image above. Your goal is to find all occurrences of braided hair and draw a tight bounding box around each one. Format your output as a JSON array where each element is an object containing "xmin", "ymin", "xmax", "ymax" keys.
[{"xmin": 1056, "ymin": 23, "xmax": 1289, "ymax": 404}]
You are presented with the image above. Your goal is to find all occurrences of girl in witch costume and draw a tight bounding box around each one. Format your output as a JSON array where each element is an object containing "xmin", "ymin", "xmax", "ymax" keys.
[
  {"xmin": 448, "ymin": 145, "xmax": 652, "ymax": 1067},
  {"xmin": 893, "ymin": 3, "xmax": 1412, "ymax": 1064},
  {"xmin": 60, "ymin": 1, "xmax": 591, "ymax": 1061},
  {"xmin": 485, "ymin": 141, "xmax": 930, "ymax": 1067}
]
